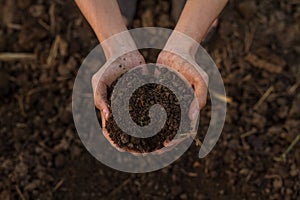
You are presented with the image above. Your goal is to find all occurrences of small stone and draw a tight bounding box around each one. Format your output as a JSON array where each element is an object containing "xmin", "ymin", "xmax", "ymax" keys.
[
  {"xmin": 192, "ymin": 161, "xmax": 201, "ymax": 168},
  {"xmin": 237, "ymin": 1, "xmax": 257, "ymax": 19}
]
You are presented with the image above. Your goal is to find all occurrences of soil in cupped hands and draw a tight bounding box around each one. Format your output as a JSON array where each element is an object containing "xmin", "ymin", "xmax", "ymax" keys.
[{"xmin": 104, "ymin": 65, "xmax": 194, "ymax": 153}]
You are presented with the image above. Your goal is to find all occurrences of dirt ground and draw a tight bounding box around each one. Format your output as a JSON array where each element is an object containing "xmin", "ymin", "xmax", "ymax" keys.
[{"xmin": 0, "ymin": 0, "xmax": 299, "ymax": 199}]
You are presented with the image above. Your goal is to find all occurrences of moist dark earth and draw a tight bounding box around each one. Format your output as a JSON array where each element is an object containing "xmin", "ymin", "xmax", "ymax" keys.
[
  {"xmin": 0, "ymin": 0, "xmax": 300, "ymax": 199},
  {"xmin": 105, "ymin": 66, "xmax": 193, "ymax": 152}
]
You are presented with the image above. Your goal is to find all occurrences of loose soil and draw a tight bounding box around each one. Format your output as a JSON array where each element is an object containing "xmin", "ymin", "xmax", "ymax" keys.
[
  {"xmin": 0, "ymin": 0, "xmax": 299, "ymax": 199},
  {"xmin": 105, "ymin": 66, "xmax": 193, "ymax": 152}
]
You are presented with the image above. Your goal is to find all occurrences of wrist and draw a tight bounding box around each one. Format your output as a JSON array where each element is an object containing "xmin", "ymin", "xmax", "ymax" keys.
[
  {"xmin": 163, "ymin": 31, "xmax": 200, "ymax": 57},
  {"xmin": 101, "ymin": 31, "xmax": 138, "ymax": 60}
]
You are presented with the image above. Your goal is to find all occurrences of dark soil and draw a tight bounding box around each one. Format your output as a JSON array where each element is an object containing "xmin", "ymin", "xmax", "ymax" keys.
[
  {"xmin": 0, "ymin": 0, "xmax": 299, "ymax": 199},
  {"xmin": 105, "ymin": 66, "xmax": 193, "ymax": 152}
]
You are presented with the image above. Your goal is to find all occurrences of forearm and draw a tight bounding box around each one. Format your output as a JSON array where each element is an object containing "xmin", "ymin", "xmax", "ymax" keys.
[
  {"xmin": 75, "ymin": 0, "xmax": 136, "ymax": 59},
  {"xmin": 175, "ymin": 0, "xmax": 228, "ymax": 42}
]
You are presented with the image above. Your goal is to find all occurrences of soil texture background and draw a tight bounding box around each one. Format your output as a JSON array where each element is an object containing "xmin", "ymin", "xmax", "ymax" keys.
[{"xmin": 0, "ymin": 0, "xmax": 299, "ymax": 199}]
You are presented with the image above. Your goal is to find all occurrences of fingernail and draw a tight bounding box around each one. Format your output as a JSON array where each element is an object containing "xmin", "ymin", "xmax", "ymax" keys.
[{"xmin": 192, "ymin": 110, "xmax": 198, "ymax": 120}]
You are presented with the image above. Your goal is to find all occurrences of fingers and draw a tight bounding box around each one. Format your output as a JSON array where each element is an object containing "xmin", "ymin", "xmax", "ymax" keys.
[
  {"xmin": 163, "ymin": 136, "xmax": 188, "ymax": 147},
  {"xmin": 157, "ymin": 51, "xmax": 208, "ymax": 126},
  {"xmin": 92, "ymin": 51, "xmax": 147, "ymax": 153},
  {"xmin": 189, "ymin": 98, "xmax": 200, "ymax": 121},
  {"xmin": 92, "ymin": 51, "xmax": 146, "ymax": 120},
  {"xmin": 102, "ymin": 126, "xmax": 125, "ymax": 153},
  {"xmin": 94, "ymin": 79, "xmax": 110, "ymax": 120},
  {"xmin": 192, "ymin": 75, "xmax": 208, "ymax": 110},
  {"xmin": 150, "ymin": 136, "xmax": 189, "ymax": 155},
  {"xmin": 188, "ymin": 76, "xmax": 207, "ymax": 127}
]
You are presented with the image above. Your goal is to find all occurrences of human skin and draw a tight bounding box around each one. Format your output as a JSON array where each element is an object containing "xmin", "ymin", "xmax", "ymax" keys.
[{"xmin": 75, "ymin": 0, "xmax": 228, "ymax": 151}]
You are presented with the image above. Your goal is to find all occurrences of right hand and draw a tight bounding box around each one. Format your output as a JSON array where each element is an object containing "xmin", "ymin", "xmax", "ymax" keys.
[{"xmin": 91, "ymin": 50, "xmax": 146, "ymax": 151}]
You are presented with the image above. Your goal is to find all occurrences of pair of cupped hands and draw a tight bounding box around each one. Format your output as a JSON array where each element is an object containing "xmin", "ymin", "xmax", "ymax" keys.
[{"xmin": 91, "ymin": 31, "xmax": 208, "ymax": 153}]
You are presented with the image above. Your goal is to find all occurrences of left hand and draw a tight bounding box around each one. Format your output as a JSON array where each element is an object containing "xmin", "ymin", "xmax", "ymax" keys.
[{"xmin": 156, "ymin": 50, "xmax": 208, "ymax": 129}]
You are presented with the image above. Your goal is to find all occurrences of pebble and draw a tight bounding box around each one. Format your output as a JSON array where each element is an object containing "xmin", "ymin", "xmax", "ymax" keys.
[{"xmin": 237, "ymin": 1, "xmax": 257, "ymax": 19}]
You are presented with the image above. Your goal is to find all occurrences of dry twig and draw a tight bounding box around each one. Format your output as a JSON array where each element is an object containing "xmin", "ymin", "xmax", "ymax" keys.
[
  {"xmin": 0, "ymin": 53, "xmax": 36, "ymax": 61},
  {"xmin": 240, "ymin": 129, "xmax": 257, "ymax": 138},
  {"xmin": 46, "ymin": 35, "xmax": 61, "ymax": 67},
  {"xmin": 16, "ymin": 186, "xmax": 26, "ymax": 200},
  {"xmin": 274, "ymin": 135, "xmax": 300, "ymax": 162},
  {"xmin": 53, "ymin": 179, "xmax": 64, "ymax": 192},
  {"xmin": 254, "ymin": 86, "xmax": 274, "ymax": 108},
  {"xmin": 245, "ymin": 53, "xmax": 282, "ymax": 74},
  {"xmin": 211, "ymin": 91, "xmax": 233, "ymax": 103}
]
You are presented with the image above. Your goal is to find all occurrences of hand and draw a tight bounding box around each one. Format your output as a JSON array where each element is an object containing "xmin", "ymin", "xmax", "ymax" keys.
[
  {"xmin": 157, "ymin": 51, "xmax": 208, "ymax": 120},
  {"xmin": 92, "ymin": 50, "xmax": 146, "ymax": 151},
  {"xmin": 157, "ymin": 31, "xmax": 208, "ymax": 131}
]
